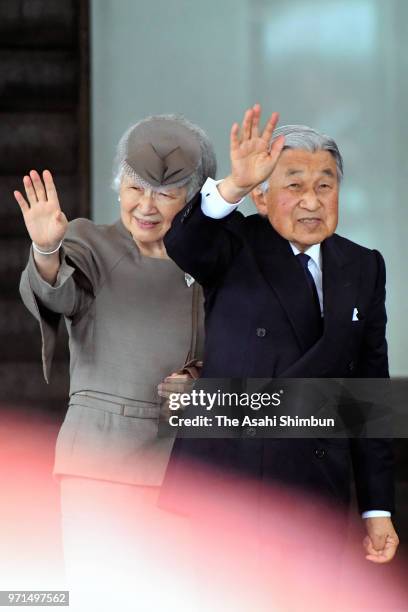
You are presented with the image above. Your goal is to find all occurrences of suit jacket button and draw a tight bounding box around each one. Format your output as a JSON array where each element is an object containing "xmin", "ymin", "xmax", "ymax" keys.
[
  {"xmin": 348, "ymin": 361, "xmax": 355, "ymax": 372},
  {"xmin": 314, "ymin": 448, "xmax": 326, "ymax": 458},
  {"xmin": 256, "ymin": 327, "xmax": 266, "ymax": 338}
]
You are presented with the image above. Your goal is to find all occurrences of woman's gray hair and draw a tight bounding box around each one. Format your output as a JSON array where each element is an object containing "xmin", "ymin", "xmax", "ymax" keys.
[
  {"xmin": 112, "ymin": 114, "xmax": 217, "ymax": 200},
  {"xmin": 261, "ymin": 125, "xmax": 343, "ymax": 192}
]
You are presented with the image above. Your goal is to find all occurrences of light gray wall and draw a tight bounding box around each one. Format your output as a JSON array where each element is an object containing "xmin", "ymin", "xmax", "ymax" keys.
[
  {"xmin": 91, "ymin": 0, "xmax": 250, "ymax": 216},
  {"xmin": 91, "ymin": 0, "xmax": 408, "ymax": 375}
]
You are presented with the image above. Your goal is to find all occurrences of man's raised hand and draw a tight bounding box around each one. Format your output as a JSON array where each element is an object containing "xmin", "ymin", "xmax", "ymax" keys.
[
  {"xmin": 14, "ymin": 170, "xmax": 68, "ymax": 251},
  {"xmin": 219, "ymin": 104, "xmax": 285, "ymax": 203}
]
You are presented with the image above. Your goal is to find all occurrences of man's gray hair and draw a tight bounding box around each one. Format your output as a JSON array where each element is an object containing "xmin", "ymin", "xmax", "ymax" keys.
[
  {"xmin": 261, "ymin": 125, "xmax": 343, "ymax": 192},
  {"xmin": 112, "ymin": 114, "xmax": 217, "ymax": 200}
]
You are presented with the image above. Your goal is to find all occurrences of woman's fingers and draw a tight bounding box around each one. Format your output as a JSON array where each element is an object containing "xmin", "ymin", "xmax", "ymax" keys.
[
  {"xmin": 55, "ymin": 210, "xmax": 68, "ymax": 230},
  {"xmin": 23, "ymin": 175, "xmax": 38, "ymax": 206},
  {"xmin": 29, "ymin": 169, "xmax": 46, "ymax": 201},
  {"xmin": 14, "ymin": 190, "xmax": 30, "ymax": 214},
  {"xmin": 18, "ymin": 169, "xmax": 60, "ymax": 212},
  {"xmin": 164, "ymin": 374, "xmax": 190, "ymax": 383},
  {"xmin": 21, "ymin": 169, "xmax": 59, "ymax": 206},
  {"xmin": 43, "ymin": 170, "xmax": 59, "ymax": 205}
]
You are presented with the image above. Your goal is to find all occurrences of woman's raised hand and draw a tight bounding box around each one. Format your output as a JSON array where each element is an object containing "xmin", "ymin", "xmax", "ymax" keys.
[{"xmin": 14, "ymin": 170, "xmax": 68, "ymax": 250}]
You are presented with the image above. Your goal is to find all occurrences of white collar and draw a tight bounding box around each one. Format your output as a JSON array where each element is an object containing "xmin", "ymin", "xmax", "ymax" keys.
[{"xmin": 289, "ymin": 242, "xmax": 322, "ymax": 271}]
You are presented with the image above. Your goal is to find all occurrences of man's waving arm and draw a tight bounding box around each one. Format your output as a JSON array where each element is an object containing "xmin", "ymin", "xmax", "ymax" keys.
[{"xmin": 164, "ymin": 105, "xmax": 285, "ymax": 285}]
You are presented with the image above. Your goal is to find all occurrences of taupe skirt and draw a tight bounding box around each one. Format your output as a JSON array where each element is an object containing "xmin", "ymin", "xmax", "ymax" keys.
[{"xmin": 54, "ymin": 390, "xmax": 175, "ymax": 486}]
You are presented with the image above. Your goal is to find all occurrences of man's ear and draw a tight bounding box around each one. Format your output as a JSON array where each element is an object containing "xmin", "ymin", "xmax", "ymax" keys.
[{"xmin": 251, "ymin": 187, "xmax": 268, "ymax": 216}]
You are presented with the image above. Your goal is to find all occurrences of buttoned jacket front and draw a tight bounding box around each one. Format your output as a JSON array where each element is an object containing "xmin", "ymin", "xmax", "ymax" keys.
[{"xmin": 162, "ymin": 194, "xmax": 394, "ymax": 514}]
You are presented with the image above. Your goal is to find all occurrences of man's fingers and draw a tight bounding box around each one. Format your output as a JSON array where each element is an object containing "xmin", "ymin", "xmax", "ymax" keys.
[
  {"xmin": 23, "ymin": 175, "xmax": 38, "ymax": 206},
  {"xmin": 366, "ymin": 553, "xmax": 390, "ymax": 564},
  {"xmin": 14, "ymin": 190, "xmax": 30, "ymax": 214},
  {"xmin": 364, "ymin": 535, "xmax": 385, "ymax": 556},
  {"xmin": 230, "ymin": 123, "xmax": 240, "ymax": 152},
  {"xmin": 251, "ymin": 103, "xmax": 261, "ymax": 138},
  {"xmin": 269, "ymin": 134, "xmax": 285, "ymax": 163},
  {"xmin": 29, "ymin": 169, "xmax": 46, "ymax": 201},
  {"xmin": 262, "ymin": 111, "xmax": 280, "ymax": 144},
  {"xmin": 43, "ymin": 170, "xmax": 59, "ymax": 204},
  {"xmin": 242, "ymin": 107, "xmax": 254, "ymax": 141},
  {"xmin": 368, "ymin": 531, "xmax": 387, "ymax": 552},
  {"xmin": 366, "ymin": 546, "xmax": 396, "ymax": 563},
  {"xmin": 382, "ymin": 536, "xmax": 399, "ymax": 561},
  {"xmin": 363, "ymin": 535, "xmax": 377, "ymax": 555},
  {"xmin": 364, "ymin": 534, "xmax": 398, "ymax": 563}
]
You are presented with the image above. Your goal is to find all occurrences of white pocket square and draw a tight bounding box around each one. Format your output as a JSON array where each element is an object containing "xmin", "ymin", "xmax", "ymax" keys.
[{"xmin": 352, "ymin": 307, "xmax": 359, "ymax": 321}]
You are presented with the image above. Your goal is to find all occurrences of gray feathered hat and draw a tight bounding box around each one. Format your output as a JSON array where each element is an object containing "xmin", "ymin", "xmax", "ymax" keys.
[{"xmin": 113, "ymin": 114, "xmax": 216, "ymax": 197}]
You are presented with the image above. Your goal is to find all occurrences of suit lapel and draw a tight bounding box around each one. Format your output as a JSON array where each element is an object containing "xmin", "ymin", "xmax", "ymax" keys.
[
  {"xmin": 251, "ymin": 219, "xmax": 360, "ymax": 373},
  {"xmin": 252, "ymin": 219, "xmax": 323, "ymax": 352},
  {"xmin": 321, "ymin": 236, "xmax": 358, "ymax": 340},
  {"xmin": 282, "ymin": 235, "xmax": 359, "ymax": 376}
]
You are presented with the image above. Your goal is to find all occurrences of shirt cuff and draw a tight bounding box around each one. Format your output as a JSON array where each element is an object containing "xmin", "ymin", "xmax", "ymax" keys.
[
  {"xmin": 200, "ymin": 177, "xmax": 244, "ymax": 219},
  {"xmin": 361, "ymin": 510, "xmax": 391, "ymax": 519}
]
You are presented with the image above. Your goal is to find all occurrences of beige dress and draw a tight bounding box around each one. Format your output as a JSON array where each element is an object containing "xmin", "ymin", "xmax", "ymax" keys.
[{"xmin": 20, "ymin": 218, "xmax": 204, "ymax": 604}]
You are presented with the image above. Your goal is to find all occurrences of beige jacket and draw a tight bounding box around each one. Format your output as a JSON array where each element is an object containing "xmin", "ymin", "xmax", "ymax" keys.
[{"xmin": 20, "ymin": 218, "xmax": 204, "ymax": 485}]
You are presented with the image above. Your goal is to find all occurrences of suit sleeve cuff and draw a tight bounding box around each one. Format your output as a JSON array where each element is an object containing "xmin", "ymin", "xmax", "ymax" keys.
[
  {"xmin": 361, "ymin": 510, "xmax": 391, "ymax": 519},
  {"xmin": 200, "ymin": 177, "xmax": 243, "ymax": 219},
  {"xmin": 27, "ymin": 246, "xmax": 75, "ymax": 291}
]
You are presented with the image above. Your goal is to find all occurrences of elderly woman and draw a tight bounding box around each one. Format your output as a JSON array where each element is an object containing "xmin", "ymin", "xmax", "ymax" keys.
[{"xmin": 15, "ymin": 115, "xmax": 216, "ymax": 601}]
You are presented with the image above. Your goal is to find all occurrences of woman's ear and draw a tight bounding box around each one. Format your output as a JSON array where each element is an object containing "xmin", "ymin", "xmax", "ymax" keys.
[{"xmin": 251, "ymin": 187, "xmax": 268, "ymax": 216}]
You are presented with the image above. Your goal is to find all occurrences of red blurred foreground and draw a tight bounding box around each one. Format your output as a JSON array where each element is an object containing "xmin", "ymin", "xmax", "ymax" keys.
[
  {"xmin": 0, "ymin": 405, "xmax": 407, "ymax": 612},
  {"xmin": 0, "ymin": 405, "xmax": 64, "ymax": 590}
]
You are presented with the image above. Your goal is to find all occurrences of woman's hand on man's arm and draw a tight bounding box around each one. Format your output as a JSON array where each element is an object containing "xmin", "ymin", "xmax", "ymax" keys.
[{"xmin": 158, "ymin": 372, "xmax": 197, "ymax": 421}]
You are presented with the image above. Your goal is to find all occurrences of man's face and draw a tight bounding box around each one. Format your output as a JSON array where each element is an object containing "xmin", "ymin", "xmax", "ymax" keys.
[
  {"xmin": 120, "ymin": 176, "xmax": 187, "ymax": 246},
  {"xmin": 253, "ymin": 148, "xmax": 339, "ymax": 251}
]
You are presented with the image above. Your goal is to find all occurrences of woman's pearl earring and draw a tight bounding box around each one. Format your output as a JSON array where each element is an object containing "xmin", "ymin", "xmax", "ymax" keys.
[{"xmin": 118, "ymin": 195, "xmax": 121, "ymax": 203}]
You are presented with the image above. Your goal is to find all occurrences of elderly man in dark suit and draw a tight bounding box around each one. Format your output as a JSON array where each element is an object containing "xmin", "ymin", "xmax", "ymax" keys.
[{"xmin": 163, "ymin": 105, "xmax": 399, "ymax": 563}]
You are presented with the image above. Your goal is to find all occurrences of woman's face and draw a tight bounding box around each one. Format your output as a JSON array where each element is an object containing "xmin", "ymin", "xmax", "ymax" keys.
[{"xmin": 119, "ymin": 176, "xmax": 188, "ymax": 256}]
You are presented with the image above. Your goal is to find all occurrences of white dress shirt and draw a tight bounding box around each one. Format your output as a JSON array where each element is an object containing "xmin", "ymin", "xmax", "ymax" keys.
[{"xmin": 200, "ymin": 177, "xmax": 390, "ymax": 519}]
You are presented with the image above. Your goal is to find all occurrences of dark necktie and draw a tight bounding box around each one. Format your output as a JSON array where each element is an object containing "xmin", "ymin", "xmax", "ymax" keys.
[{"xmin": 296, "ymin": 253, "xmax": 323, "ymax": 332}]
